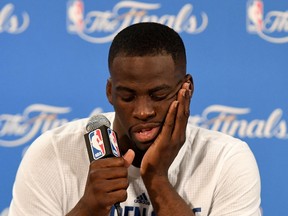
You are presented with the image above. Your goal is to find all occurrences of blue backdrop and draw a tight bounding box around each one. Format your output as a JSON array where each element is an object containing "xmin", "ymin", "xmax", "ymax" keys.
[{"xmin": 1, "ymin": 0, "xmax": 287, "ymax": 215}]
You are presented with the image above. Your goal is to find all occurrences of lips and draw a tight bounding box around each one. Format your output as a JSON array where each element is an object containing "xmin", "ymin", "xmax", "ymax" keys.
[{"xmin": 131, "ymin": 123, "xmax": 161, "ymax": 144}]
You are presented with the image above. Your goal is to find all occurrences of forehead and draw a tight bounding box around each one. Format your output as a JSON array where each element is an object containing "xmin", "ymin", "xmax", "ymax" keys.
[{"xmin": 110, "ymin": 55, "xmax": 183, "ymax": 85}]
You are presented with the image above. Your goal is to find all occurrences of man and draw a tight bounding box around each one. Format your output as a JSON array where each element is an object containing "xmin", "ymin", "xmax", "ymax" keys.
[{"xmin": 9, "ymin": 22, "xmax": 261, "ymax": 216}]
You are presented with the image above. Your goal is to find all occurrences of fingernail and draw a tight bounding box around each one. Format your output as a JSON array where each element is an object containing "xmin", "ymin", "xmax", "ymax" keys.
[
  {"xmin": 174, "ymin": 101, "xmax": 179, "ymax": 108},
  {"xmin": 184, "ymin": 82, "xmax": 190, "ymax": 90},
  {"xmin": 182, "ymin": 89, "xmax": 186, "ymax": 97}
]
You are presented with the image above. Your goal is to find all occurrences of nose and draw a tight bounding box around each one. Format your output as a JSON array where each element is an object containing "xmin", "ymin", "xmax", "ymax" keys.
[{"xmin": 132, "ymin": 97, "xmax": 156, "ymax": 121}]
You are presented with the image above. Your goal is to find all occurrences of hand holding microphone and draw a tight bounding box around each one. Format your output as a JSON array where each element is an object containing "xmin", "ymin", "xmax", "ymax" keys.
[{"xmin": 80, "ymin": 114, "xmax": 134, "ymax": 216}]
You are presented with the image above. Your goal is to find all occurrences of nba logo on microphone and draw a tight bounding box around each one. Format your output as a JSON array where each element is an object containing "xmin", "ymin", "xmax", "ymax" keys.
[
  {"xmin": 246, "ymin": 0, "xmax": 264, "ymax": 33},
  {"xmin": 89, "ymin": 129, "xmax": 106, "ymax": 160},
  {"xmin": 107, "ymin": 128, "xmax": 120, "ymax": 157}
]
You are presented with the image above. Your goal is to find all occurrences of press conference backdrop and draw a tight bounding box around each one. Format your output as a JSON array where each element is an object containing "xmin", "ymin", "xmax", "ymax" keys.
[{"xmin": 1, "ymin": 0, "xmax": 287, "ymax": 215}]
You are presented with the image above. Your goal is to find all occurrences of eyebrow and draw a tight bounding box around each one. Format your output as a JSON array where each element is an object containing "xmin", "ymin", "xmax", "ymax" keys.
[
  {"xmin": 115, "ymin": 84, "xmax": 173, "ymax": 93},
  {"xmin": 115, "ymin": 86, "xmax": 136, "ymax": 93}
]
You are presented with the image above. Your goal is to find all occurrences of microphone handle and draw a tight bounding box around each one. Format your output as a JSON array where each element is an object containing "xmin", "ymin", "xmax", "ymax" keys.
[
  {"xmin": 114, "ymin": 202, "xmax": 121, "ymax": 216},
  {"xmin": 84, "ymin": 126, "xmax": 122, "ymax": 216}
]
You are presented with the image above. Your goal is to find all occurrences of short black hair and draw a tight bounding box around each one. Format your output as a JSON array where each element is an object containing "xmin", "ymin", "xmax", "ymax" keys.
[{"xmin": 108, "ymin": 22, "xmax": 186, "ymax": 71}]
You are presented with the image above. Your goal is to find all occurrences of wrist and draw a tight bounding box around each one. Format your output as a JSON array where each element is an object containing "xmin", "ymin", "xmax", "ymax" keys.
[
  {"xmin": 142, "ymin": 173, "xmax": 170, "ymax": 189},
  {"xmin": 66, "ymin": 199, "xmax": 92, "ymax": 216},
  {"xmin": 67, "ymin": 198, "xmax": 106, "ymax": 216}
]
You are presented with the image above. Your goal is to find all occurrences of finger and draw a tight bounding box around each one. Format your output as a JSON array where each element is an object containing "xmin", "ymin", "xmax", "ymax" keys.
[
  {"xmin": 176, "ymin": 88, "xmax": 190, "ymax": 119},
  {"xmin": 93, "ymin": 189, "xmax": 128, "ymax": 208},
  {"xmin": 97, "ymin": 178, "xmax": 129, "ymax": 192},
  {"xmin": 172, "ymin": 88, "xmax": 191, "ymax": 141},
  {"xmin": 90, "ymin": 157, "xmax": 125, "ymax": 169},
  {"xmin": 123, "ymin": 149, "xmax": 135, "ymax": 168},
  {"xmin": 179, "ymin": 87, "xmax": 191, "ymax": 118},
  {"xmin": 160, "ymin": 100, "xmax": 179, "ymax": 139},
  {"xmin": 181, "ymin": 81, "xmax": 193, "ymax": 98},
  {"xmin": 90, "ymin": 166, "xmax": 128, "ymax": 180},
  {"xmin": 107, "ymin": 189, "xmax": 128, "ymax": 204}
]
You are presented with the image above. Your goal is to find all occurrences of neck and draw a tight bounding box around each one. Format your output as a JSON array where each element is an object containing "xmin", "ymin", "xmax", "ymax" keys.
[
  {"xmin": 117, "ymin": 134, "xmax": 144, "ymax": 168},
  {"xmin": 113, "ymin": 116, "xmax": 145, "ymax": 168}
]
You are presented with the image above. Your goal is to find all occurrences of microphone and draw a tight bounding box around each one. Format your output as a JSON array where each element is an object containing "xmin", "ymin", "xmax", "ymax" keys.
[
  {"xmin": 84, "ymin": 114, "xmax": 121, "ymax": 162},
  {"xmin": 84, "ymin": 114, "xmax": 122, "ymax": 216}
]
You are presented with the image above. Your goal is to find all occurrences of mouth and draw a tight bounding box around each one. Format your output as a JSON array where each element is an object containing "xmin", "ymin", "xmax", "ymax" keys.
[{"xmin": 131, "ymin": 123, "xmax": 161, "ymax": 144}]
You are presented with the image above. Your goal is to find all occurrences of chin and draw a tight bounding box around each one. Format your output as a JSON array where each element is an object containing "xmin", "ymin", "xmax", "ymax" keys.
[{"xmin": 134, "ymin": 141, "xmax": 154, "ymax": 152}]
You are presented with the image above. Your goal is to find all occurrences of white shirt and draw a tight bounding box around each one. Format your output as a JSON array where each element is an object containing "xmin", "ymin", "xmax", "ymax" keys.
[{"xmin": 9, "ymin": 112, "xmax": 261, "ymax": 216}]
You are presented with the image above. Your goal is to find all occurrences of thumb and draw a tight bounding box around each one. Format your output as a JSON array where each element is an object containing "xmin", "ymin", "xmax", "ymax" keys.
[{"xmin": 123, "ymin": 149, "xmax": 135, "ymax": 168}]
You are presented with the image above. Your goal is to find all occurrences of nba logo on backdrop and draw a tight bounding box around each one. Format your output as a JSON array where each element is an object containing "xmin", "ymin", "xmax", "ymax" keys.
[
  {"xmin": 246, "ymin": 0, "xmax": 263, "ymax": 32},
  {"xmin": 246, "ymin": 0, "xmax": 288, "ymax": 43},
  {"xmin": 67, "ymin": 0, "xmax": 84, "ymax": 32},
  {"xmin": 89, "ymin": 129, "xmax": 106, "ymax": 160},
  {"xmin": 107, "ymin": 128, "xmax": 120, "ymax": 157}
]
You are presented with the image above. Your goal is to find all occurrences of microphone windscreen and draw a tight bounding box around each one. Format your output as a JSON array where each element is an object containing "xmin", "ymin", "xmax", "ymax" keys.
[{"xmin": 86, "ymin": 114, "xmax": 111, "ymax": 132}]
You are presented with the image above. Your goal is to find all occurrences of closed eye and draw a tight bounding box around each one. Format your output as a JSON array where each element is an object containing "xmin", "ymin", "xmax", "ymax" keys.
[
  {"xmin": 121, "ymin": 95, "xmax": 136, "ymax": 102},
  {"xmin": 115, "ymin": 86, "xmax": 136, "ymax": 102},
  {"xmin": 149, "ymin": 93, "xmax": 169, "ymax": 101},
  {"xmin": 149, "ymin": 84, "xmax": 182, "ymax": 101}
]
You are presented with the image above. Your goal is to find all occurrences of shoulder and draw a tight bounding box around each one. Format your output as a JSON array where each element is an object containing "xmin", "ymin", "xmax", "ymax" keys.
[
  {"xmin": 172, "ymin": 122, "xmax": 261, "ymax": 214},
  {"xmin": 186, "ymin": 123, "xmax": 250, "ymax": 154},
  {"xmin": 177, "ymin": 122, "xmax": 258, "ymax": 172},
  {"xmin": 23, "ymin": 112, "xmax": 116, "ymax": 163},
  {"xmin": 25, "ymin": 118, "xmax": 87, "ymax": 154},
  {"xmin": 30, "ymin": 112, "xmax": 115, "ymax": 145}
]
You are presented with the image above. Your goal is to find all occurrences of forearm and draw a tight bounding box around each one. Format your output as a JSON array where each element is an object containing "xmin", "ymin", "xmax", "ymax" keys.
[
  {"xmin": 65, "ymin": 196, "xmax": 111, "ymax": 216},
  {"xmin": 65, "ymin": 200, "xmax": 92, "ymax": 216},
  {"xmin": 143, "ymin": 176, "xmax": 195, "ymax": 216}
]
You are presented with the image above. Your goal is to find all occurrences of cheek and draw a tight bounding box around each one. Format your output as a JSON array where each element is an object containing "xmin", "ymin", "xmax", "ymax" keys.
[
  {"xmin": 159, "ymin": 99, "xmax": 175, "ymax": 118},
  {"xmin": 113, "ymin": 101, "xmax": 133, "ymax": 123}
]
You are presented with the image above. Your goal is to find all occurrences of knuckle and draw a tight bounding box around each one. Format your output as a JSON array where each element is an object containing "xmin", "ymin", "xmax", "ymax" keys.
[
  {"xmin": 164, "ymin": 121, "xmax": 174, "ymax": 129},
  {"xmin": 117, "ymin": 157, "xmax": 126, "ymax": 166},
  {"xmin": 184, "ymin": 109, "xmax": 190, "ymax": 118},
  {"xmin": 118, "ymin": 167, "xmax": 128, "ymax": 177},
  {"xmin": 119, "ymin": 190, "xmax": 128, "ymax": 200},
  {"xmin": 122, "ymin": 178, "xmax": 129, "ymax": 189}
]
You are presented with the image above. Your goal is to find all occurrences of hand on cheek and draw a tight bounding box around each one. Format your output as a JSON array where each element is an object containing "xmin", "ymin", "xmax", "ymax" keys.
[{"xmin": 140, "ymin": 81, "xmax": 192, "ymax": 179}]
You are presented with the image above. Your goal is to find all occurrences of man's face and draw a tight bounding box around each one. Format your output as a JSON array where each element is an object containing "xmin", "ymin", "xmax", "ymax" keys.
[{"xmin": 107, "ymin": 55, "xmax": 185, "ymax": 152}]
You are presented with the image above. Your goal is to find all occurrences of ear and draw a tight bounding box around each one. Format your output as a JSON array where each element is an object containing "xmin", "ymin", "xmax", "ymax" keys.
[
  {"xmin": 106, "ymin": 78, "xmax": 113, "ymax": 105},
  {"xmin": 185, "ymin": 73, "xmax": 193, "ymax": 84},
  {"xmin": 185, "ymin": 73, "xmax": 194, "ymax": 95}
]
